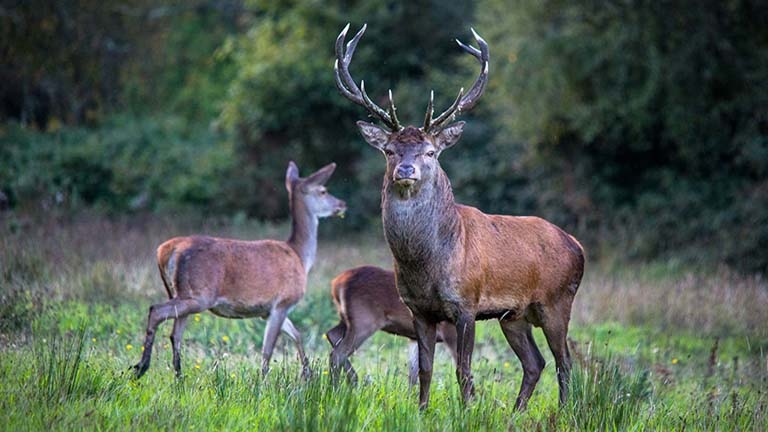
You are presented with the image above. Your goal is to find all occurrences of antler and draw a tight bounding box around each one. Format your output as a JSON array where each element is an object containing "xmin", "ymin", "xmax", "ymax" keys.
[
  {"xmin": 423, "ymin": 28, "xmax": 490, "ymax": 132},
  {"xmin": 334, "ymin": 24, "xmax": 402, "ymax": 131}
]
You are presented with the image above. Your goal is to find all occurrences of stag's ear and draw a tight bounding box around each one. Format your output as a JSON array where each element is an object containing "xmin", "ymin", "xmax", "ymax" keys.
[
  {"xmin": 286, "ymin": 161, "xmax": 300, "ymax": 192},
  {"xmin": 305, "ymin": 162, "xmax": 337, "ymax": 186},
  {"xmin": 357, "ymin": 121, "xmax": 390, "ymax": 151},
  {"xmin": 434, "ymin": 121, "xmax": 465, "ymax": 152}
]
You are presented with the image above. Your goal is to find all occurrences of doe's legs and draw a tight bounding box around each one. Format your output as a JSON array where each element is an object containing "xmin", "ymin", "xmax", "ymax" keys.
[{"xmin": 133, "ymin": 298, "xmax": 206, "ymax": 379}]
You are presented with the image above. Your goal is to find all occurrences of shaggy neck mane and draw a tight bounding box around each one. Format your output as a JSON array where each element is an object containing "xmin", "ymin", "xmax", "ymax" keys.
[{"xmin": 382, "ymin": 164, "xmax": 461, "ymax": 265}]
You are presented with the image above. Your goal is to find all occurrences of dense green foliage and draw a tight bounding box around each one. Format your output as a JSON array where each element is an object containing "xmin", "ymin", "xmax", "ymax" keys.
[{"xmin": 2, "ymin": 0, "xmax": 766, "ymax": 272}]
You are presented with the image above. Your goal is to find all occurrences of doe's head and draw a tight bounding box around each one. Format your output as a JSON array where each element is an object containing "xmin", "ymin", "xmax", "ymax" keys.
[{"xmin": 285, "ymin": 161, "xmax": 347, "ymax": 218}]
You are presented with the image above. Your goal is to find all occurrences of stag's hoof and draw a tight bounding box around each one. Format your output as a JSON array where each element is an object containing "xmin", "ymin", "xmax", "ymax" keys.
[{"xmin": 131, "ymin": 363, "xmax": 148, "ymax": 379}]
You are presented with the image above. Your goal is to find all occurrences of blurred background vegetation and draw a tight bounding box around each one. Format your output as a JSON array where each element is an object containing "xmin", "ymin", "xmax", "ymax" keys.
[{"xmin": 1, "ymin": 0, "xmax": 766, "ymax": 274}]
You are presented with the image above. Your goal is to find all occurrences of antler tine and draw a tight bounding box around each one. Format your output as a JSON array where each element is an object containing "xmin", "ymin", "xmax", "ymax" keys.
[
  {"xmin": 360, "ymin": 81, "xmax": 396, "ymax": 126},
  {"xmin": 424, "ymin": 28, "xmax": 490, "ymax": 132},
  {"xmin": 429, "ymin": 87, "xmax": 464, "ymax": 131},
  {"xmin": 456, "ymin": 28, "xmax": 490, "ymax": 112},
  {"xmin": 387, "ymin": 89, "xmax": 401, "ymax": 131},
  {"xmin": 334, "ymin": 23, "xmax": 364, "ymax": 104},
  {"xmin": 423, "ymin": 90, "xmax": 435, "ymax": 130},
  {"xmin": 334, "ymin": 24, "xmax": 401, "ymax": 131}
]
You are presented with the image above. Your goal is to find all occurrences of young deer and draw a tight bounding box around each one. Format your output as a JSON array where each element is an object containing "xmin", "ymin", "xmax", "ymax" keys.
[
  {"xmin": 132, "ymin": 161, "xmax": 346, "ymax": 379},
  {"xmin": 335, "ymin": 24, "xmax": 585, "ymax": 410},
  {"xmin": 326, "ymin": 265, "xmax": 458, "ymax": 385}
]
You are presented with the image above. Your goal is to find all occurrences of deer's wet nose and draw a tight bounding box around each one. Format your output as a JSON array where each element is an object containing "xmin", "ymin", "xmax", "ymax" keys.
[{"xmin": 395, "ymin": 164, "xmax": 417, "ymax": 180}]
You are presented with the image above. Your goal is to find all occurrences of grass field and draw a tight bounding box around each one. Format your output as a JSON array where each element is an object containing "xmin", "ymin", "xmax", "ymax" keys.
[{"xmin": 1, "ymin": 212, "xmax": 766, "ymax": 430}]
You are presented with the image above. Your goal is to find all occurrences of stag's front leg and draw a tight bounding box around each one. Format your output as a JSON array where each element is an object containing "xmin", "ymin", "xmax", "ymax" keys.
[
  {"xmin": 455, "ymin": 312, "xmax": 476, "ymax": 404},
  {"xmin": 261, "ymin": 307, "xmax": 288, "ymax": 376},
  {"xmin": 413, "ymin": 316, "xmax": 437, "ymax": 410}
]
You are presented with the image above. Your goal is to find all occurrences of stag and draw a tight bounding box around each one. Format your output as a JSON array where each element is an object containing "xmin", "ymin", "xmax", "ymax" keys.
[
  {"xmin": 326, "ymin": 265, "xmax": 457, "ymax": 385},
  {"xmin": 334, "ymin": 24, "xmax": 585, "ymax": 410},
  {"xmin": 132, "ymin": 162, "xmax": 346, "ymax": 379}
]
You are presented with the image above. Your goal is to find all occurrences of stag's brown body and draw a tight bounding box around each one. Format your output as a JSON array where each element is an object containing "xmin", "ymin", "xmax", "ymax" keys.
[
  {"xmin": 387, "ymin": 200, "xmax": 583, "ymax": 325},
  {"xmin": 132, "ymin": 162, "xmax": 346, "ymax": 380},
  {"xmin": 334, "ymin": 24, "xmax": 584, "ymax": 410},
  {"xmin": 326, "ymin": 265, "xmax": 457, "ymax": 385}
]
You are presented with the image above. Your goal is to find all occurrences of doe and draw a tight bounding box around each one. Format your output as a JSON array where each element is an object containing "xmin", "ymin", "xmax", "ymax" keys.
[
  {"xmin": 132, "ymin": 161, "xmax": 346, "ymax": 379},
  {"xmin": 326, "ymin": 265, "xmax": 457, "ymax": 385}
]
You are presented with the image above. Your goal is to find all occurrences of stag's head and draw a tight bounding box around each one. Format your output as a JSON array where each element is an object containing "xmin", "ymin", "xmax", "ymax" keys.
[
  {"xmin": 286, "ymin": 161, "xmax": 347, "ymax": 218},
  {"xmin": 334, "ymin": 24, "xmax": 489, "ymax": 197}
]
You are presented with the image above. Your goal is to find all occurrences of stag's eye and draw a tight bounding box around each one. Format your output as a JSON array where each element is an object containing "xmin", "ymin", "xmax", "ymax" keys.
[
  {"xmin": 426, "ymin": 151, "xmax": 436, "ymax": 157},
  {"xmin": 384, "ymin": 149, "xmax": 395, "ymax": 156}
]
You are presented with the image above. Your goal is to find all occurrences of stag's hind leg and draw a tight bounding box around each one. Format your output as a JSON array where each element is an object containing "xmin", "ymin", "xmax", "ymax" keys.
[
  {"xmin": 540, "ymin": 303, "xmax": 573, "ymax": 406},
  {"xmin": 500, "ymin": 319, "xmax": 546, "ymax": 410},
  {"xmin": 133, "ymin": 298, "xmax": 206, "ymax": 379}
]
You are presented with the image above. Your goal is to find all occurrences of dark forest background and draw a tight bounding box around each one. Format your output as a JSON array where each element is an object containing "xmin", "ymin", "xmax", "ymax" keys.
[{"xmin": 1, "ymin": 0, "xmax": 766, "ymax": 273}]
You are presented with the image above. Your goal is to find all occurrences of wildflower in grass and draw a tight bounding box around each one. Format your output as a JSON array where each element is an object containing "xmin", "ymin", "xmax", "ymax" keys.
[
  {"xmin": 126, "ymin": 344, "xmax": 133, "ymax": 351},
  {"xmin": 141, "ymin": 346, "xmax": 144, "ymax": 352},
  {"xmin": 91, "ymin": 338, "xmax": 96, "ymax": 343},
  {"xmin": 195, "ymin": 364, "xmax": 201, "ymax": 369},
  {"xmin": 194, "ymin": 314, "xmax": 201, "ymax": 322},
  {"xmin": 222, "ymin": 335, "xmax": 230, "ymax": 343},
  {"xmin": 672, "ymin": 358, "xmax": 679, "ymax": 365},
  {"xmin": 116, "ymin": 329, "xmax": 122, "ymax": 335},
  {"xmin": 322, "ymin": 370, "xmax": 329, "ymax": 375},
  {"xmin": 504, "ymin": 362, "xmax": 510, "ymax": 368},
  {"xmin": 231, "ymin": 373, "xmax": 236, "ymax": 379},
  {"xmin": 322, "ymin": 334, "xmax": 327, "ymax": 340}
]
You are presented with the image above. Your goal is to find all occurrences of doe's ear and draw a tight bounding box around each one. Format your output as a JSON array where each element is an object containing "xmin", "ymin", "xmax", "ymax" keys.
[
  {"xmin": 286, "ymin": 161, "xmax": 300, "ymax": 192},
  {"xmin": 357, "ymin": 121, "xmax": 390, "ymax": 151},
  {"xmin": 305, "ymin": 162, "xmax": 337, "ymax": 186},
  {"xmin": 434, "ymin": 121, "xmax": 465, "ymax": 152}
]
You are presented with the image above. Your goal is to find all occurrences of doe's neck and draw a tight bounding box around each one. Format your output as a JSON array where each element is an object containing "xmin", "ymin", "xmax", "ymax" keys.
[{"xmin": 287, "ymin": 199, "xmax": 319, "ymax": 274}]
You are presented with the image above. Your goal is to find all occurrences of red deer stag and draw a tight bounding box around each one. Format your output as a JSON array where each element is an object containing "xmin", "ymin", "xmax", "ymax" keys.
[
  {"xmin": 326, "ymin": 265, "xmax": 458, "ymax": 385},
  {"xmin": 334, "ymin": 24, "xmax": 584, "ymax": 409},
  {"xmin": 132, "ymin": 162, "xmax": 346, "ymax": 379}
]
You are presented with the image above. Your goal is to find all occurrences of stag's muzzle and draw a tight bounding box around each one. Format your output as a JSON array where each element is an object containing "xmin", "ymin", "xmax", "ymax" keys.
[{"xmin": 394, "ymin": 164, "xmax": 419, "ymax": 186}]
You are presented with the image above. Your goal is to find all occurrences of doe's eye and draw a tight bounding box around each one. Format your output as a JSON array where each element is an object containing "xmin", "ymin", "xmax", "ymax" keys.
[{"xmin": 426, "ymin": 151, "xmax": 436, "ymax": 157}]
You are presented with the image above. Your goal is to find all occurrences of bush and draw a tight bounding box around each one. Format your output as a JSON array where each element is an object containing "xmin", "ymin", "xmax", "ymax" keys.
[{"xmin": 0, "ymin": 115, "xmax": 235, "ymax": 214}]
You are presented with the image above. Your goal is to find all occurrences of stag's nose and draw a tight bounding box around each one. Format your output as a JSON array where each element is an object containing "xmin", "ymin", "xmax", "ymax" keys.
[{"xmin": 395, "ymin": 164, "xmax": 416, "ymax": 180}]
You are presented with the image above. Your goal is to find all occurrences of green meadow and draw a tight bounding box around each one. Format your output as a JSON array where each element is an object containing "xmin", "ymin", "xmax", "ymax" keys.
[{"xmin": 1, "ymin": 213, "xmax": 765, "ymax": 431}]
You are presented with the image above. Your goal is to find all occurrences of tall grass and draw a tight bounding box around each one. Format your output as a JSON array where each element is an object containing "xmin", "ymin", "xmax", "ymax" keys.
[
  {"xmin": 35, "ymin": 325, "xmax": 89, "ymax": 403},
  {"xmin": 566, "ymin": 343, "xmax": 653, "ymax": 430}
]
